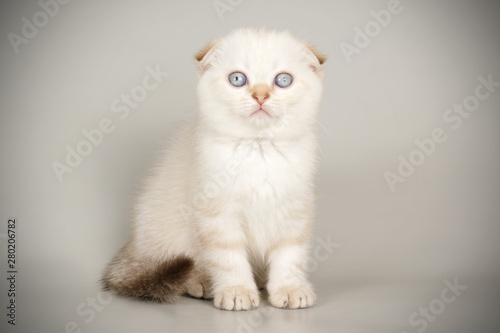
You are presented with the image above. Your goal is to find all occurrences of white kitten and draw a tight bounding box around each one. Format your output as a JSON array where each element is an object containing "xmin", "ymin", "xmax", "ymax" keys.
[{"xmin": 102, "ymin": 28, "xmax": 325, "ymax": 311}]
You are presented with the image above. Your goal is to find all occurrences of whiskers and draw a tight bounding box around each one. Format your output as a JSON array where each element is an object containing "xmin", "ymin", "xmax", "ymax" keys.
[{"xmin": 314, "ymin": 118, "xmax": 330, "ymax": 138}]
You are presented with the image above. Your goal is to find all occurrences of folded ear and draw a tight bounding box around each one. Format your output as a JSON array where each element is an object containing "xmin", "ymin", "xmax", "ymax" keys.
[
  {"xmin": 195, "ymin": 41, "xmax": 217, "ymax": 75},
  {"xmin": 306, "ymin": 44, "xmax": 326, "ymax": 73}
]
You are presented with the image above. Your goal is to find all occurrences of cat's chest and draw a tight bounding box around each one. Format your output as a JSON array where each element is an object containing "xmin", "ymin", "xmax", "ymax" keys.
[
  {"xmin": 202, "ymin": 139, "xmax": 314, "ymax": 201},
  {"xmin": 238, "ymin": 141, "xmax": 292, "ymax": 183}
]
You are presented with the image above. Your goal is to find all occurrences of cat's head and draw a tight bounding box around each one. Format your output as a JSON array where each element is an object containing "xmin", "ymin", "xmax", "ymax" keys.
[{"xmin": 195, "ymin": 28, "xmax": 325, "ymax": 140}]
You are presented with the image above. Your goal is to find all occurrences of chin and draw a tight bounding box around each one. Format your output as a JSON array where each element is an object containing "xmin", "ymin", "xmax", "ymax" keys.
[{"xmin": 248, "ymin": 112, "xmax": 273, "ymax": 128}]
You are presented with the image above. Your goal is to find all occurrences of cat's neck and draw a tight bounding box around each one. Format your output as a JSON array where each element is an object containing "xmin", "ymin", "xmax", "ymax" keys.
[{"xmin": 195, "ymin": 118, "xmax": 316, "ymax": 146}]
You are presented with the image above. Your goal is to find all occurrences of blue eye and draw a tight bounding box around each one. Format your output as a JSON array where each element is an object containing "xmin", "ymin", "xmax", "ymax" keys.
[
  {"xmin": 275, "ymin": 73, "xmax": 293, "ymax": 88},
  {"xmin": 228, "ymin": 72, "xmax": 247, "ymax": 87}
]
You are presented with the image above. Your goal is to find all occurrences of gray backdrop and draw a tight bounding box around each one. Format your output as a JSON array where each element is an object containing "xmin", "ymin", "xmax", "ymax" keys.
[{"xmin": 1, "ymin": 0, "xmax": 499, "ymax": 332}]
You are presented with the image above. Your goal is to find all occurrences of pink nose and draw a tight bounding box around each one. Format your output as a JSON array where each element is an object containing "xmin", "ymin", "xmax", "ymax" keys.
[
  {"xmin": 254, "ymin": 97, "xmax": 267, "ymax": 105},
  {"xmin": 251, "ymin": 83, "xmax": 270, "ymax": 105}
]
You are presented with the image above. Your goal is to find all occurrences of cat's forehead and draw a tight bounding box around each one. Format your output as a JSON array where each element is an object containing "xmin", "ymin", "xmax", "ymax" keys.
[
  {"xmin": 217, "ymin": 30, "xmax": 305, "ymax": 73},
  {"xmin": 196, "ymin": 29, "xmax": 324, "ymax": 79}
]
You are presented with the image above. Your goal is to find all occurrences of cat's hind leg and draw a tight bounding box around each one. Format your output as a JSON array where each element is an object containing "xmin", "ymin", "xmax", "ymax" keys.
[{"xmin": 184, "ymin": 267, "xmax": 212, "ymax": 299}]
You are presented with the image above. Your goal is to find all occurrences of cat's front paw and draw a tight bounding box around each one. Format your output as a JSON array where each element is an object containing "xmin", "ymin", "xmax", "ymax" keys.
[
  {"xmin": 268, "ymin": 284, "xmax": 316, "ymax": 309},
  {"xmin": 214, "ymin": 286, "xmax": 260, "ymax": 311}
]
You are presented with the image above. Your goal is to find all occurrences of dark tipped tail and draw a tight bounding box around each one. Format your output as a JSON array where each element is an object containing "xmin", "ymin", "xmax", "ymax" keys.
[{"xmin": 101, "ymin": 249, "xmax": 194, "ymax": 303}]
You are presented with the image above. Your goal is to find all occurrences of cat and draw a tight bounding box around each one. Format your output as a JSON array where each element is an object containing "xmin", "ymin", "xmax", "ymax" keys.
[{"xmin": 102, "ymin": 28, "xmax": 325, "ymax": 311}]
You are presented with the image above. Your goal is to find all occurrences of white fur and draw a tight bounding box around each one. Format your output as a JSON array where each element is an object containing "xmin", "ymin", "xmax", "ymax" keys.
[{"xmin": 130, "ymin": 28, "xmax": 324, "ymax": 310}]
